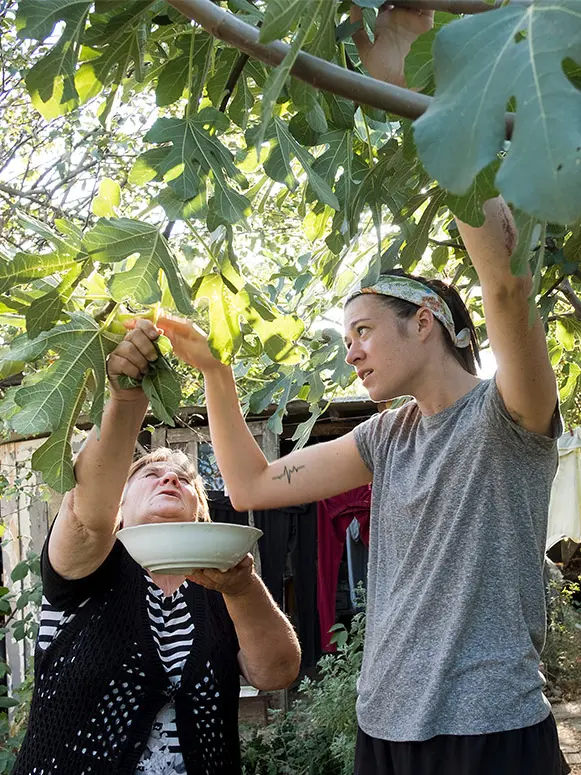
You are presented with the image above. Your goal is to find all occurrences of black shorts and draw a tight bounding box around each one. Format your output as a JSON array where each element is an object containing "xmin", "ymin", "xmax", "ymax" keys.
[{"xmin": 354, "ymin": 714, "xmax": 570, "ymax": 775}]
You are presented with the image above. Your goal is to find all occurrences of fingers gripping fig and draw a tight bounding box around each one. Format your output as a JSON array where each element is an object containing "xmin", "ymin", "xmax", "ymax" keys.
[{"xmin": 106, "ymin": 318, "xmax": 161, "ymax": 398}]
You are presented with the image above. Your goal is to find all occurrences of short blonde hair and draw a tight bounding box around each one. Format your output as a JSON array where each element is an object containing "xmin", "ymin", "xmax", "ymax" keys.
[{"xmin": 127, "ymin": 447, "xmax": 211, "ymax": 522}]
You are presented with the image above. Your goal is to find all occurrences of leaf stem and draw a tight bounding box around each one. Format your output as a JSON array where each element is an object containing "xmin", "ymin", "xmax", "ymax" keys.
[
  {"xmin": 360, "ymin": 112, "xmax": 375, "ymax": 171},
  {"xmin": 527, "ymin": 222, "xmax": 546, "ymax": 324},
  {"xmin": 185, "ymin": 26, "xmax": 197, "ymax": 119},
  {"xmin": 101, "ymin": 302, "xmax": 121, "ymax": 331},
  {"xmin": 219, "ymin": 51, "xmax": 250, "ymax": 113},
  {"xmin": 186, "ymin": 222, "xmax": 216, "ymax": 262}
]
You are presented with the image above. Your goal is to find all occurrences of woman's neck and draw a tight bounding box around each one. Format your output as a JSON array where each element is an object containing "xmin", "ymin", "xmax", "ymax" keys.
[
  {"xmin": 148, "ymin": 572, "xmax": 186, "ymax": 597},
  {"xmin": 411, "ymin": 356, "xmax": 482, "ymax": 417}
]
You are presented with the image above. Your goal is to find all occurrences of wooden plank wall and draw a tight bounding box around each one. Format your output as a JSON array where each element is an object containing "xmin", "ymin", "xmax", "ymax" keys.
[
  {"xmin": 0, "ymin": 434, "xmax": 83, "ymax": 689},
  {"xmin": 0, "ymin": 438, "xmax": 48, "ymax": 692}
]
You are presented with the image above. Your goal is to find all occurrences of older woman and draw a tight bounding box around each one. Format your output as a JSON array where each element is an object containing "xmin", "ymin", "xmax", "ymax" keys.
[{"xmin": 13, "ymin": 320, "xmax": 300, "ymax": 775}]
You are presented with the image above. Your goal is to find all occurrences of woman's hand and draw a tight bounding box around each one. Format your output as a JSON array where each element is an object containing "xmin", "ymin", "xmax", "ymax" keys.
[
  {"xmin": 351, "ymin": 3, "xmax": 434, "ymax": 87},
  {"xmin": 106, "ymin": 318, "xmax": 161, "ymax": 401},
  {"xmin": 156, "ymin": 315, "xmax": 227, "ymax": 374},
  {"xmin": 187, "ymin": 554, "xmax": 256, "ymax": 598}
]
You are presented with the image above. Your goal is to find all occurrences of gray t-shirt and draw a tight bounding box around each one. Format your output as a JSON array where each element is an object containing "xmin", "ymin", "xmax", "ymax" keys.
[{"xmin": 353, "ymin": 379, "xmax": 561, "ymax": 741}]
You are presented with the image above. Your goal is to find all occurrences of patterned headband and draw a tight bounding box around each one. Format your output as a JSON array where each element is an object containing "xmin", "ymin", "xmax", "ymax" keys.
[{"xmin": 346, "ymin": 275, "xmax": 472, "ymax": 349}]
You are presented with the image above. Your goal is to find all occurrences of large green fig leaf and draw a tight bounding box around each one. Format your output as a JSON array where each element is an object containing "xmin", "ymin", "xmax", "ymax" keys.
[
  {"xmin": 31, "ymin": 377, "xmax": 88, "ymax": 493},
  {"xmin": 83, "ymin": 218, "xmax": 193, "ymax": 314},
  {"xmin": 442, "ymin": 160, "xmax": 500, "ymax": 228},
  {"xmin": 25, "ymin": 289, "xmax": 64, "ymax": 338},
  {"xmin": 1, "ymin": 312, "xmax": 118, "ymax": 436},
  {"xmin": 259, "ymin": 0, "xmax": 306, "ymax": 45},
  {"xmin": 74, "ymin": 14, "xmax": 148, "ymax": 104},
  {"xmin": 0, "ymin": 252, "xmax": 79, "ymax": 294},
  {"xmin": 16, "ymin": 0, "xmax": 88, "ymax": 118},
  {"xmin": 142, "ymin": 111, "xmax": 251, "ymax": 223},
  {"xmin": 193, "ymin": 259, "xmax": 305, "ymax": 365},
  {"xmin": 264, "ymin": 119, "xmax": 340, "ymax": 210},
  {"xmin": 140, "ymin": 355, "xmax": 182, "ymax": 427},
  {"xmin": 404, "ymin": 12, "xmax": 456, "ymax": 96},
  {"xmin": 194, "ymin": 273, "xmax": 244, "ymax": 363},
  {"xmin": 414, "ymin": 0, "xmax": 581, "ymax": 225},
  {"xmin": 156, "ymin": 31, "xmax": 212, "ymax": 108},
  {"xmin": 16, "ymin": 0, "xmax": 91, "ymax": 41}
]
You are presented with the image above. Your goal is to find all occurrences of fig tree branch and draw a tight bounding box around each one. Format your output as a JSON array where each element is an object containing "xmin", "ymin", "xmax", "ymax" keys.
[
  {"xmin": 559, "ymin": 278, "xmax": 581, "ymax": 320},
  {"xmin": 166, "ymin": 0, "xmax": 514, "ymax": 136},
  {"xmin": 389, "ymin": 0, "xmax": 532, "ymax": 13},
  {"xmin": 168, "ymin": 0, "xmax": 430, "ymax": 121}
]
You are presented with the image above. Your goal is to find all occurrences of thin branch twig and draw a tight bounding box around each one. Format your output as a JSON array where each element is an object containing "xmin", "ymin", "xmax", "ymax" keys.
[
  {"xmin": 163, "ymin": 221, "xmax": 176, "ymax": 240},
  {"xmin": 428, "ymin": 238, "xmax": 466, "ymax": 250},
  {"xmin": 219, "ymin": 50, "xmax": 250, "ymax": 113},
  {"xmin": 0, "ymin": 183, "xmax": 45, "ymax": 202},
  {"xmin": 559, "ymin": 278, "xmax": 581, "ymax": 320},
  {"xmin": 167, "ymin": 0, "xmax": 515, "ymax": 136},
  {"xmin": 540, "ymin": 275, "xmax": 565, "ymax": 300}
]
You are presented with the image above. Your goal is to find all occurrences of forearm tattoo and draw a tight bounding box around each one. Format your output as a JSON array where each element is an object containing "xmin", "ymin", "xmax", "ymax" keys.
[{"xmin": 272, "ymin": 465, "xmax": 305, "ymax": 485}]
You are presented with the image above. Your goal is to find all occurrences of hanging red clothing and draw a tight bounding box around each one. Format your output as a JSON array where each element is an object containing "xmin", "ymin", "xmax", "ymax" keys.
[{"xmin": 317, "ymin": 486, "xmax": 371, "ymax": 651}]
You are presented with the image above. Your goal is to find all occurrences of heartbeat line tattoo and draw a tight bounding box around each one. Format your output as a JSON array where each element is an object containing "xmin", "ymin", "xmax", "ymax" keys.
[{"xmin": 272, "ymin": 465, "xmax": 305, "ymax": 484}]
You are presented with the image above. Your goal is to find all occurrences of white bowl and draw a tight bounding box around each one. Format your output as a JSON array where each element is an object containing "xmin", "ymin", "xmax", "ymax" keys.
[{"xmin": 116, "ymin": 522, "xmax": 263, "ymax": 574}]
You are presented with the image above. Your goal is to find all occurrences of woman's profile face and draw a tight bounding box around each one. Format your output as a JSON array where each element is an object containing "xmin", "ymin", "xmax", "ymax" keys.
[
  {"xmin": 121, "ymin": 461, "xmax": 200, "ymax": 528},
  {"xmin": 343, "ymin": 294, "xmax": 423, "ymax": 402}
]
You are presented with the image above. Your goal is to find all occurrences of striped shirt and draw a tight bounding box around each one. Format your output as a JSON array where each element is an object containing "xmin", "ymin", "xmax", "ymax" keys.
[{"xmin": 37, "ymin": 576, "xmax": 213, "ymax": 775}]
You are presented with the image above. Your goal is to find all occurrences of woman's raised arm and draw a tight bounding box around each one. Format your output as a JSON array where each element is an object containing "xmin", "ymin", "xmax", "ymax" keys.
[{"xmin": 49, "ymin": 320, "xmax": 160, "ymax": 580}]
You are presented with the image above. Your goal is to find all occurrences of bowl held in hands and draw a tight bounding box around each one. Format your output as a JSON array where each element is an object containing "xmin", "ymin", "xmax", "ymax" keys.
[{"xmin": 116, "ymin": 522, "xmax": 263, "ymax": 574}]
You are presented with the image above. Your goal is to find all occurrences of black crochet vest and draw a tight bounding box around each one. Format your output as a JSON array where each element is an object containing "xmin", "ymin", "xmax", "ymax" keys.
[{"xmin": 13, "ymin": 542, "xmax": 241, "ymax": 775}]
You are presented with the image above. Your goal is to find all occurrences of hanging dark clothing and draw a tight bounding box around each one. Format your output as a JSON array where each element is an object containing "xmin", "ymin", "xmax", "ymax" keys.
[
  {"xmin": 347, "ymin": 517, "xmax": 369, "ymax": 610},
  {"xmin": 207, "ymin": 493, "xmax": 320, "ymax": 671},
  {"xmin": 253, "ymin": 503, "xmax": 319, "ymax": 671}
]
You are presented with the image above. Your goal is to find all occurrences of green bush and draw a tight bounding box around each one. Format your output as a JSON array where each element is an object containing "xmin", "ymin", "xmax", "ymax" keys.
[
  {"xmin": 543, "ymin": 577, "xmax": 581, "ymax": 698},
  {"xmin": 241, "ymin": 611, "xmax": 365, "ymax": 775},
  {"xmin": 0, "ymin": 673, "xmax": 33, "ymax": 773},
  {"xmin": 0, "ymin": 553, "xmax": 41, "ymax": 775}
]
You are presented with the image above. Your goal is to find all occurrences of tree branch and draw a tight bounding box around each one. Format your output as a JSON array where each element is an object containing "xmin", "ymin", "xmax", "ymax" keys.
[
  {"xmin": 390, "ymin": 0, "xmax": 531, "ymax": 12},
  {"xmin": 429, "ymin": 238, "xmax": 466, "ymax": 250},
  {"xmin": 559, "ymin": 279, "xmax": 581, "ymax": 320},
  {"xmin": 541, "ymin": 275, "xmax": 565, "ymax": 300},
  {"xmin": 167, "ymin": 0, "xmax": 514, "ymax": 136},
  {"xmin": 0, "ymin": 182, "xmax": 46, "ymax": 206},
  {"xmin": 48, "ymin": 159, "xmax": 101, "ymax": 195},
  {"xmin": 0, "ymin": 371, "xmax": 23, "ymax": 390},
  {"xmin": 167, "ymin": 0, "xmax": 426, "ymax": 120}
]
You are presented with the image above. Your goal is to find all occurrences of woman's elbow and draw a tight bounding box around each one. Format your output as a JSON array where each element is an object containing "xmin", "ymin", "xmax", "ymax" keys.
[
  {"xmin": 229, "ymin": 491, "xmax": 252, "ymax": 512},
  {"xmin": 250, "ymin": 655, "xmax": 301, "ymax": 692}
]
